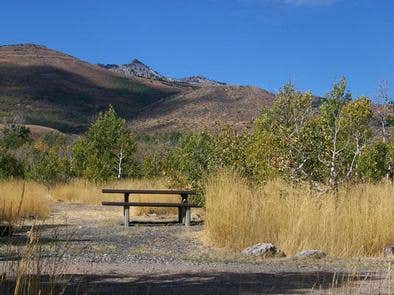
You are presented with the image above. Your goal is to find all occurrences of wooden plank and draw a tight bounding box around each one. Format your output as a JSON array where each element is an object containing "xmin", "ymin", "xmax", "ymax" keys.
[
  {"xmin": 102, "ymin": 189, "xmax": 194, "ymax": 195},
  {"xmin": 124, "ymin": 193, "xmax": 129, "ymax": 228},
  {"xmin": 102, "ymin": 201, "xmax": 201, "ymax": 208},
  {"xmin": 185, "ymin": 207, "xmax": 191, "ymax": 226},
  {"xmin": 178, "ymin": 207, "xmax": 183, "ymax": 223}
]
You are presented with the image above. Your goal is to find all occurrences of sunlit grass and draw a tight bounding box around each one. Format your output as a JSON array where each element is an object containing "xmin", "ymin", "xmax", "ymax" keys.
[
  {"xmin": 0, "ymin": 180, "xmax": 50, "ymax": 223},
  {"xmin": 205, "ymin": 170, "xmax": 394, "ymax": 257},
  {"xmin": 50, "ymin": 178, "xmax": 179, "ymax": 215}
]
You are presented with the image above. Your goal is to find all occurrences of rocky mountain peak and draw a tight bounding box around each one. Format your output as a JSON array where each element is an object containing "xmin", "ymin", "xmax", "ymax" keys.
[
  {"xmin": 180, "ymin": 75, "xmax": 226, "ymax": 86},
  {"xmin": 98, "ymin": 59, "xmax": 226, "ymax": 87},
  {"xmin": 130, "ymin": 58, "xmax": 144, "ymax": 65}
]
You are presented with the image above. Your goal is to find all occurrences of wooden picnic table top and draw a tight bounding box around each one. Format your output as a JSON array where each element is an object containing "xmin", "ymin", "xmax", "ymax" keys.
[{"xmin": 102, "ymin": 189, "xmax": 195, "ymax": 195}]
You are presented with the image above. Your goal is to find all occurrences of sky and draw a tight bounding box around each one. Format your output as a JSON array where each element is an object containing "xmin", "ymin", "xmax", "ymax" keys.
[{"xmin": 1, "ymin": 0, "xmax": 393, "ymax": 98}]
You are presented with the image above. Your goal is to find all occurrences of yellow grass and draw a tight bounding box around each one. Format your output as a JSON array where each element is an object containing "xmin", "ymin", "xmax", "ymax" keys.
[
  {"xmin": 205, "ymin": 170, "xmax": 394, "ymax": 257},
  {"xmin": 50, "ymin": 178, "xmax": 179, "ymax": 215},
  {"xmin": 0, "ymin": 180, "xmax": 50, "ymax": 222}
]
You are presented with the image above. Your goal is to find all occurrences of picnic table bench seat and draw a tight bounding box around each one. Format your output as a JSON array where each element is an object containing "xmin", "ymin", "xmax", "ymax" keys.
[{"xmin": 101, "ymin": 189, "xmax": 201, "ymax": 227}]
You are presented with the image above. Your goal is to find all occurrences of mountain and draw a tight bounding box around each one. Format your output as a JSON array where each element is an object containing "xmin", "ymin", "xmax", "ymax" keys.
[
  {"xmin": 99, "ymin": 59, "xmax": 166, "ymax": 81},
  {"xmin": 98, "ymin": 60, "xmax": 226, "ymax": 87},
  {"xmin": 179, "ymin": 76, "xmax": 225, "ymax": 87},
  {"xmin": 0, "ymin": 44, "xmax": 275, "ymax": 134},
  {"xmin": 0, "ymin": 44, "xmax": 181, "ymax": 132},
  {"xmin": 130, "ymin": 85, "xmax": 274, "ymax": 133}
]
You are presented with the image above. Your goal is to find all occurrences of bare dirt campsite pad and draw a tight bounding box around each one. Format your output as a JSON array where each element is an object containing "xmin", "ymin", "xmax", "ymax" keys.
[{"xmin": 0, "ymin": 203, "xmax": 393, "ymax": 294}]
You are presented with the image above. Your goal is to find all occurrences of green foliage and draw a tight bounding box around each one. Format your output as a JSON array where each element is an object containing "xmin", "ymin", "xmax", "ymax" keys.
[
  {"xmin": 244, "ymin": 79, "xmax": 378, "ymax": 190},
  {"xmin": 0, "ymin": 149, "xmax": 25, "ymax": 179},
  {"xmin": 163, "ymin": 128, "xmax": 253, "ymax": 203},
  {"xmin": 213, "ymin": 127, "xmax": 250, "ymax": 176},
  {"xmin": 247, "ymin": 83, "xmax": 316, "ymax": 182},
  {"xmin": 27, "ymin": 150, "xmax": 71, "ymax": 184},
  {"xmin": 358, "ymin": 142, "xmax": 394, "ymax": 181},
  {"xmin": 138, "ymin": 154, "xmax": 165, "ymax": 179},
  {"xmin": 71, "ymin": 106, "xmax": 136, "ymax": 182},
  {"xmin": 43, "ymin": 131, "xmax": 67, "ymax": 148},
  {"xmin": 0, "ymin": 125, "xmax": 32, "ymax": 149},
  {"xmin": 246, "ymin": 128, "xmax": 279, "ymax": 181},
  {"xmin": 164, "ymin": 132, "xmax": 217, "ymax": 204},
  {"xmin": 317, "ymin": 79, "xmax": 373, "ymax": 188}
]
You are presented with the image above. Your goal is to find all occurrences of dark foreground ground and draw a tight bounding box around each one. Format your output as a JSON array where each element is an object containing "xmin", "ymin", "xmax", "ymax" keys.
[{"xmin": 1, "ymin": 203, "xmax": 393, "ymax": 294}]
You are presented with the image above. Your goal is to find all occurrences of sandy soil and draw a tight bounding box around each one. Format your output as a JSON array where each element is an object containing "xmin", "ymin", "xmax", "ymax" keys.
[{"xmin": 0, "ymin": 203, "xmax": 393, "ymax": 294}]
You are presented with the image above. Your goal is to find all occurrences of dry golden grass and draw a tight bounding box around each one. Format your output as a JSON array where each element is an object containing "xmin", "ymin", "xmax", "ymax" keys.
[
  {"xmin": 50, "ymin": 178, "xmax": 179, "ymax": 215},
  {"xmin": 0, "ymin": 180, "xmax": 50, "ymax": 222},
  {"xmin": 205, "ymin": 170, "xmax": 394, "ymax": 257}
]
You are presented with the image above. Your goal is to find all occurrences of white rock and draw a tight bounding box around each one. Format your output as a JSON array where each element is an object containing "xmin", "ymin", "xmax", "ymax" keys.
[
  {"xmin": 295, "ymin": 250, "xmax": 327, "ymax": 259},
  {"xmin": 241, "ymin": 243, "xmax": 277, "ymax": 257},
  {"xmin": 384, "ymin": 246, "xmax": 394, "ymax": 257}
]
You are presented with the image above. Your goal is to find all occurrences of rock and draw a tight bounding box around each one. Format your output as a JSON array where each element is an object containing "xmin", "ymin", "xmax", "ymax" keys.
[
  {"xmin": 384, "ymin": 246, "xmax": 394, "ymax": 257},
  {"xmin": 295, "ymin": 250, "xmax": 327, "ymax": 259},
  {"xmin": 241, "ymin": 243, "xmax": 278, "ymax": 257}
]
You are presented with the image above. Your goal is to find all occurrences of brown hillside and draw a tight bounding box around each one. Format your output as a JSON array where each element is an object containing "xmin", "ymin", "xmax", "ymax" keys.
[
  {"xmin": 0, "ymin": 44, "xmax": 181, "ymax": 132},
  {"xmin": 130, "ymin": 85, "xmax": 274, "ymax": 133},
  {"xmin": 0, "ymin": 44, "xmax": 276, "ymax": 134}
]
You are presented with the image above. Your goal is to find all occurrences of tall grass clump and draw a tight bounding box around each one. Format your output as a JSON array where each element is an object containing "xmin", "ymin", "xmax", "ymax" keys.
[
  {"xmin": 205, "ymin": 170, "xmax": 394, "ymax": 257},
  {"xmin": 1, "ymin": 225, "xmax": 70, "ymax": 294},
  {"xmin": 0, "ymin": 181, "xmax": 50, "ymax": 222}
]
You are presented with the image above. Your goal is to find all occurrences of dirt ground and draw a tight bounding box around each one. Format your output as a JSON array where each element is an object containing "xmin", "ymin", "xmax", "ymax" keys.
[{"xmin": 0, "ymin": 203, "xmax": 393, "ymax": 294}]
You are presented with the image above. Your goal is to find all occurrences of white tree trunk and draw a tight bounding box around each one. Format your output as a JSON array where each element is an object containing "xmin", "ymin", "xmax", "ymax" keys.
[
  {"xmin": 329, "ymin": 126, "xmax": 339, "ymax": 196},
  {"xmin": 117, "ymin": 148, "xmax": 124, "ymax": 179},
  {"xmin": 346, "ymin": 134, "xmax": 362, "ymax": 181}
]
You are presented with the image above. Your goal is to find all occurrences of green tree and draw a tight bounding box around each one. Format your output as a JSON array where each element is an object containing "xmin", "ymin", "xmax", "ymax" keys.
[
  {"xmin": 318, "ymin": 77, "xmax": 352, "ymax": 192},
  {"xmin": 213, "ymin": 127, "xmax": 250, "ymax": 176},
  {"xmin": 341, "ymin": 97, "xmax": 372, "ymax": 181},
  {"xmin": 0, "ymin": 149, "xmax": 24, "ymax": 179},
  {"xmin": 247, "ymin": 83, "xmax": 315, "ymax": 182},
  {"xmin": 358, "ymin": 141, "xmax": 394, "ymax": 181},
  {"xmin": 72, "ymin": 106, "xmax": 136, "ymax": 182},
  {"xmin": 27, "ymin": 150, "xmax": 71, "ymax": 184},
  {"xmin": 317, "ymin": 79, "xmax": 374, "ymax": 192},
  {"xmin": 164, "ymin": 132, "xmax": 216, "ymax": 203}
]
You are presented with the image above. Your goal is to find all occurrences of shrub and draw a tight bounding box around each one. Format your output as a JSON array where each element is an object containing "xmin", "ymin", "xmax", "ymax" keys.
[
  {"xmin": 164, "ymin": 132, "xmax": 216, "ymax": 204},
  {"xmin": 0, "ymin": 151, "xmax": 24, "ymax": 180},
  {"xmin": 27, "ymin": 151, "xmax": 71, "ymax": 185},
  {"xmin": 0, "ymin": 125, "xmax": 32, "ymax": 149},
  {"xmin": 358, "ymin": 141, "xmax": 394, "ymax": 181}
]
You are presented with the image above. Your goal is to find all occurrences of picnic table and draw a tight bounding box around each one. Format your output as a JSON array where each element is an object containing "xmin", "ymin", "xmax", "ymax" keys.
[{"xmin": 101, "ymin": 189, "xmax": 201, "ymax": 227}]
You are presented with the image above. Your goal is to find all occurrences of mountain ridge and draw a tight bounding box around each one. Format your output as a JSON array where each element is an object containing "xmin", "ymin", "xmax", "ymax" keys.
[
  {"xmin": 0, "ymin": 43, "xmax": 274, "ymax": 133},
  {"xmin": 0, "ymin": 44, "xmax": 181, "ymax": 132},
  {"xmin": 98, "ymin": 59, "xmax": 226, "ymax": 87}
]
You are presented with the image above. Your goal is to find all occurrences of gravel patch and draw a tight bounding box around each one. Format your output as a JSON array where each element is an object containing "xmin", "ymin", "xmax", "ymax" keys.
[{"xmin": 0, "ymin": 203, "xmax": 392, "ymax": 294}]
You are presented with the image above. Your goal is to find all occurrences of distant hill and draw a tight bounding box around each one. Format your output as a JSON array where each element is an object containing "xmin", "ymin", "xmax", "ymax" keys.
[
  {"xmin": 0, "ymin": 44, "xmax": 181, "ymax": 132},
  {"xmin": 130, "ymin": 85, "xmax": 274, "ymax": 133},
  {"xmin": 0, "ymin": 44, "xmax": 275, "ymax": 134},
  {"xmin": 0, "ymin": 123, "xmax": 60, "ymax": 140}
]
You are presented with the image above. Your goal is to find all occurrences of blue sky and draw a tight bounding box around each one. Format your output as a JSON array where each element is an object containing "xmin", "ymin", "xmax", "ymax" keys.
[{"xmin": 1, "ymin": 0, "xmax": 393, "ymax": 98}]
